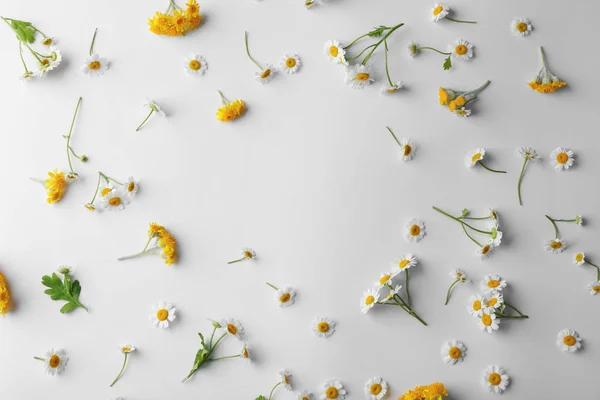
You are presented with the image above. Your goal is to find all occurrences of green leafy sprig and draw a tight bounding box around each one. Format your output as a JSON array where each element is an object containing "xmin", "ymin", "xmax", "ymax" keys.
[
  {"xmin": 343, "ymin": 23, "xmax": 404, "ymax": 66},
  {"xmin": 41, "ymin": 269, "xmax": 88, "ymax": 314}
]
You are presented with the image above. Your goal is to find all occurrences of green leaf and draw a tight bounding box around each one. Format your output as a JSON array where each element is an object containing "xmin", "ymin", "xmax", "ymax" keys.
[
  {"xmin": 367, "ymin": 25, "xmax": 387, "ymax": 38},
  {"xmin": 60, "ymin": 303, "xmax": 76, "ymax": 314},
  {"xmin": 71, "ymin": 280, "xmax": 81, "ymax": 300},
  {"xmin": 443, "ymin": 56, "xmax": 452, "ymax": 71},
  {"xmin": 10, "ymin": 20, "xmax": 36, "ymax": 44},
  {"xmin": 41, "ymin": 272, "xmax": 87, "ymax": 313},
  {"xmin": 255, "ymin": 396, "xmax": 266, "ymax": 400}
]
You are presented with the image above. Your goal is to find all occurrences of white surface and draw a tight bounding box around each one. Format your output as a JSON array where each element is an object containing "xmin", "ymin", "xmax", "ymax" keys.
[{"xmin": 0, "ymin": 0, "xmax": 598, "ymax": 399}]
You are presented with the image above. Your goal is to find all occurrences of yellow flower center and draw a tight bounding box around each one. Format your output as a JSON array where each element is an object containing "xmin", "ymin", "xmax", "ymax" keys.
[
  {"xmin": 481, "ymin": 245, "xmax": 491, "ymax": 255},
  {"xmin": 487, "ymin": 279, "xmax": 500, "ymax": 288},
  {"xmin": 448, "ymin": 346, "xmax": 462, "ymax": 359},
  {"xmin": 126, "ymin": 183, "xmax": 135, "ymax": 193},
  {"xmin": 244, "ymin": 251, "xmax": 254, "ymax": 259},
  {"xmin": 556, "ymin": 152, "xmax": 569, "ymax": 164},
  {"xmin": 550, "ymin": 241, "xmax": 563, "ymax": 249},
  {"xmin": 433, "ymin": 5, "xmax": 444, "ymax": 15},
  {"xmin": 122, "ymin": 347, "xmax": 131, "ymax": 352},
  {"xmin": 593, "ymin": 286, "xmax": 600, "ymax": 293},
  {"xmin": 456, "ymin": 272, "xmax": 463, "ymax": 277},
  {"xmin": 409, "ymin": 224, "xmax": 421, "ymax": 236},
  {"xmin": 284, "ymin": 375, "xmax": 290, "ymax": 384},
  {"xmin": 285, "ymin": 58, "xmax": 297, "ymax": 68},
  {"xmin": 387, "ymin": 88, "xmax": 398, "ymax": 93},
  {"xmin": 101, "ymin": 188, "xmax": 111, "ymax": 197},
  {"xmin": 379, "ymin": 275, "xmax": 391, "ymax": 285},
  {"xmin": 487, "ymin": 298, "xmax": 497, "ymax": 307},
  {"xmin": 455, "ymin": 45, "xmax": 468, "ymax": 55},
  {"xmin": 279, "ymin": 293, "xmax": 291, "ymax": 303},
  {"xmin": 302, "ymin": 397, "xmax": 310, "ymax": 400},
  {"xmin": 472, "ymin": 300, "xmax": 481, "ymax": 311},
  {"xmin": 399, "ymin": 259, "xmax": 410, "ymax": 269},
  {"xmin": 472, "ymin": 153, "xmax": 482, "ymax": 162},
  {"xmin": 403, "ymin": 144, "xmax": 412, "ymax": 156},
  {"xmin": 329, "ymin": 46, "xmax": 339, "ymax": 57},
  {"xmin": 318, "ymin": 322, "xmax": 330, "ymax": 333},
  {"xmin": 370, "ymin": 383, "xmax": 382, "ymax": 395},
  {"xmin": 227, "ymin": 324, "xmax": 238, "ymax": 335},
  {"xmin": 189, "ymin": 60, "xmax": 201, "ymax": 71},
  {"xmin": 481, "ymin": 314, "xmax": 492, "ymax": 326},
  {"xmin": 326, "ymin": 387, "xmax": 339, "ymax": 399},
  {"xmin": 41, "ymin": 59, "xmax": 50, "ymax": 66},
  {"xmin": 576, "ymin": 253, "xmax": 584, "ymax": 262},
  {"xmin": 356, "ymin": 72, "xmax": 370, "ymax": 81},
  {"xmin": 260, "ymin": 69, "xmax": 272, "ymax": 79},
  {"xmin": 455, "ymin": 96, "xmax": 466, "ymax": 106},
  {"xmin": 242, "ymin": 348, "xmax": 249, "ymax": 358},
  {"xmin": 156, "ymin": 308, "xmax": 169, "ymax": 321},
  {"xmin": 365, "ymin": 295, "xmax": 375, "ymax": 306},
  {"xmin": 49, "ymin": 355, "xmax": 61, "ymax": 368},
  {"xmin": 42, "ymin": 38, "xmax": 53, "ymax": 46},
  {"xmin": 88, "ymin": 61, "xmax": 101, "ymax": 70},
  {"xmin": 488, "ymin": 372, "xmax": 501, "ymax": 386},
  {"xmin": 516, "ymin": 22, "xmax": 528, "ymax": 32},
  {"xmin": 109, "ymin": 197, "xmax": 122, "ymax": 206},
  {"xmin": 85, "ymin": 204, "xmax": 95, "ymax": 211},
  {"xmin": 563, "ymin": 335, "xmax": 576, "ymax": 346}
]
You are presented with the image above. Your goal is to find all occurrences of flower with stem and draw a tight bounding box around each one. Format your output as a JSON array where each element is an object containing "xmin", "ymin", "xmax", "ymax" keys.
[
  {"xmin": 438, "ymin": 81, "xmax": 490, "ymax": 115},
  {"xmin": 118, "ymin": 222, "xmax": 178, "ymax": 265},
  {"xmin": 572, "ymin": 252, "xmax": 600, "ymax": 282},
  {"xmin": 544, "ymin": 215, "xmax": 581, "ymax": 254},
  {"xmin": 465, "ymin": 148, "xmax": 506, "ymax": 173},
  {"xmin": 432, "ymin": 4, "xmax": 476, "ymax": 24},
  {"xmin": 34, "ymin": 349, "xmax": 68, "ymax": 376},
  {"xmin": 253, "ymin": 370, "xmax": 293, "ymax": 400},
  {"xmin": 245, "ymin": 31, "xmax": 276, "ymax": 84},
  {"xmin": 386, "ymin": 127, "xmax": 416, "ymax": 161},
  {"xmin": 515, "ymin": 146, "xmax": 540, "ymax": 205},
  {"xmin": 148, "ymin": 0, "xmax": 202, "ymax": 36},
  {"xmin": 228, "ymin": 248, "xmax": 256, "ymax": 264},
  {"xmin": 445, "ymin": 269, "xmax": 469, "ymax": 305},
  {"xmin": 380, "ymin": 40, "xmax": 404, "ymax": 94},
  {"xmin": 529, "ymin": 47, "xmax": 566, "ymax": 93},
  {"xmin": 409, "ymin": 39, "xmax": 473, "ymax": 70},
  {"xmin": 136, "ymin": 99, "xmax": 166, "ymax": 131},
  {"xmin": 266, "ymin": 283, "xmax": 297, "ymax": 307},
  {"xmin": 109, "ymin": 345, "xmax": 136, "ymax": 387},
  {"xmin": 82, "ymin": 28, "xmax": 109, "ymax": 76},
  {"xmin": 216, "ymin": 90, "xmax": 246, "ymax": 122},
  {"xmin": 84, "ymin": 172, "xmax": 138, "ymax": 212}
]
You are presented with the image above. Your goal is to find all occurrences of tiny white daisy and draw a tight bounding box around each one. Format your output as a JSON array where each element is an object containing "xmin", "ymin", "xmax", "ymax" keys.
[
  {"xmin": 149, "ymin": 301, "xmax": 177, "ymax": 328},
  {"xmin": 467, "ymin": 295, "xmax": 485, "ymax": 317},
  {"xmin": 142, "ymin": 99, "xmax": 166, "ymax": 116},
  {"xmin": 481, "ymin": 273, "xmax": 507, "ymax": 293},
  {"xmin": 42, "ymin": 37, "xmax": 58, "ymax": 46},
  {"xmin": 275, "ymin": 286, "xmax": 297, "ymax": 308},
  {"xmin": 364, "ymin": 376, "xmax": 388, "ymax": 400},
  {"xmin": 399, "ymin": 138, "xmax": 416, "ymax": 161},
  {"xmin": 35, "ymin": 47, "xmax": 62, "ymax": 77},
  {"xmin": 449, "ymin": 39, "xmax": 474, "ymax": 61},
  {"xmin": 183, "ymin": 53, "xmax": 208, "ymax": 76},
  {"xmin": 432, "ymin": 4, "xmax": 450, "ymax": 22},
  {"xmin": 254, "ymin": 64, "xmax": 276, "ymax": 84},
  {"xmin": 517, "ymin": 146, "xmax": 540, "ymax": 161},
  {"xmin": 298, "ymin": 389, "xmax": 315, "ymax": 400},
  {"xmin": 56, "ymin": 265, "xmax": 75, "ymax": 275},
  {"xmin": 575, "ymin": 215, "xmax": 584, "ymax": 226},
  {"xmin": 441, "ymin": 340, "xmax": 467, "ymax": 364},
  {"xmin": 549, "ymin": 147, "xmax": 575, "ymax": 171},
  {"xmin": 511, "ymin": 17, "xmax": 533, "ymax": 37},
  {"xmin": 124, "ymin": 176, "xmax": 139, "ymax": 198},
  {"xmin": 394, "ymin": 254, "xmax": 417, "ymax": 271},
  {"xmin": 482, "ymin": 366, "xmax": 510, "ymax": 394},
  {"xmin": 405, "ymin": 218, "xmax": 426, "ymax": 243},
  {"xmin": 380, "ymin": 81, "xmax": 405, "ymax": 94},
  {"xmin": 38, "ymin": 348, "xmax": 69, "ymax": 376},
  {"xmin": 120, "ymin": 345, "xmax": 136, "ymax": 354},
  {"xmin": 100, "ymin": 189, "xmax": 129, "ymax": 212},
  {"xmin": 407, "ymin": 41, "xmax": 419, "ymax": 57},
  {"xmin": 19, "ymin": 71, "xmax": 34, "ymax": 81},
  {"xmin": 280, "ymin": 53, "xmax": 301, "ymax": 74},
  {"xmin": 453, "ymin": 107, "xmax": 471, "ymax": 118},
  {"xmin": 573, "ymin": 252, "xmax": 585, "ymax": 266},
  {"xmin": 240, "ymin": 343, "xmax": 251, "ymax": 363},
  {"xmin": 375, "ymin": 270, "xmax": 399, "ymax": 289},
  {"xmin": 279, "ymin": 369, "xmax": 293, "ymax": 391},
  {"xmin": 305, "ymin": 0, "xmax": 323, "ymax": 9},
  {"xmin": 475, "ymin": 242, "xmax": 495, "ymax": 260},
  {"xmin": 324, "ymin": 40, "xmax": 347, "ymax": 65},
  {"xmin": 490, "ymin": 227, "xmax": 503, "ymax": 247},
  {"xmin": 360, "ymin": 288, "xmax": 380, "ymax": 314},
  {"xmin": 345, "ymin": 64, "xmax": 374, "ymax": 89},
  {"xmin": 587, "ymin": 281, "xmax": 600, "ymax": 296},
  {"xmin": 478, "ymin": 309, "xmax": 500, "ymax": 333},
  {"xmin": 321, "ymin": 379, "xmax": 347, "ymax": 400},
  {"xmin": 466, "ymin": 148, "xmax": 486, "ymax": 168},
  {"xmin": 312, "ymin": 317, "xmax": 336, "ymax": 338},
  {"xmin": 489, "ymin": 208, "xmax": 500, "ymax": 222},
  {"xmin": 544, "ymin": 238, "xmax": 566, "ymax": 254},
  {"xmin": 219, "ymin": 318, "xmax": 244, "ymax": 340},
  {"xmin": 557, "ymin": 329, "xmax": 582, "ymax": 353},
  {"xmin": 485, "ymin": 292, "xmax": 504, "ymax": 309},
  {"xmin": 451, "ymin": 269, "xmax": 469, "ymax": 282},
  {"xmin": 82, "ymin": 53, "xmax": 110, "ymax": 76}
]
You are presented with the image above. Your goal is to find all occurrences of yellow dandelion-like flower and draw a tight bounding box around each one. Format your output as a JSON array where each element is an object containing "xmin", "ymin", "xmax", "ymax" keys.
[
  {"xmin": 0, "ymin": 272, "xmax": 12, "ymax": 317},
  {"xmin": 45, "ymin": 169, "xmax": 67, "ymax": 193},
  {"xmin": 216, "ymin": 91, "xmax": 246, "ymax": 122},
  {"xmin": 172, "ymin": 10, "xmax": 188, "ymax": 35},
  {"xmin": 148, "ymin": 0, "xmax": 201, "ymax": 36},
  {"xmin": 426, "ymin": 382, "xmax": 448, "ymax": 400},
  {"xmin": 149, "ymin": 222, "xmax": 166, "ymax": 236},
  {"xmin": 529, "ymin": 47, "xmax": 566, "ymax": 94}
]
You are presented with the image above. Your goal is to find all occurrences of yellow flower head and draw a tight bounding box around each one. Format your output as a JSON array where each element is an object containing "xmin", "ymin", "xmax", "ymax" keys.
[
  {"xmin": 438, "ymin": 88, "xmax": 456, "ymax": 105},
  {"xmin": 216, "ymin": 99, "xmax": 246, "ymax": 122},
  {"xmin": 148, "ymin": 0, "xmax": 201, "ymax": 36},
  {"xmin": 0, "ymin": 272, "xmax": 11, "ymax": 317},
  {"xmin": 148, "ymin": 222, "xmax": 166, "ymax": 237},
  {"xmin": 425, "ymin": 382, "xmax": 448, "ymax": 400},
  {"xmin": 529, "ymin": 47, "xmax": 566, "ymax": 94},
  {"xmin": 45, "ymin": 169, "xmax": 67, "ymax": 193}
]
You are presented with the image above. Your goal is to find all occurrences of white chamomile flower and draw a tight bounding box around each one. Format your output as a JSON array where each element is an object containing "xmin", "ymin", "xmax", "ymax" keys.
[
  {"xmin": 364, "ymin": 376, "xmax": 388, "ymax": 400},
  {"xmin": 467, "ymin": 295, "xmax": 485, "ymax": 317},
  {"xmin": 375, "ymin": 271, "xmax": 399, "ymax": 289},
  {"xmin": 298, "ymin": 389, "xmax": 315, "ymax": 400},
  {"xmin": 312, "ymin": 317, "xmax": 336, "ymax": 338},
  {"xmin": 142, "ymin": 99, "xmax": 166, "ymax": 116},
  {"xmin": 478, "ymin": 309, "xmax": 500, "ymax": 333},
  {"xmin": 432, "ymin": 4, "xmax": 450, "ymax": 22},
  {"xmin": 451, "ymin": 269, "xmax": 469, "ymax": 282},
  {"xmin": 279, "ymin": 369, "xmax": 293, "ymax": 391},
  {"xmin": 345, "ymin": 64, "xmax": 374, "ymax": 89},
  {"xmin": 240, "ymin": 343, "xmax": 251, "ymax": 363},
  {"xmin": 485, "ymin": 292, "xmax": 504, "ymax": 309},
  {"xmin": 394, "ymin": 254, "xmax": 417, "ymax": 271},
  {"xmin": 183, "ymin": 53, "xmax": 208, "ymax": 76},
  {"xmin": 466, "ymin": 148, "xmax": 486, "ymax": 168},
  {"xmin": 37, "ymin": 348, "xmax": 69, "ymax": 376},
  {"xmin": 149, "ymin": 301, "xmax": 176, "ymax": 328},
  {"xmin": 384, "ymin": 285, "xmax": 402, "ymax": 300},
  {"xmin": 441, "ymin": 340, "xmax": 467, "ymax": 364},
  {"xmin": 449, "ymin": 39, "xmax": 474, "ymax": 61},
  {"xmin": 399, "ymin": 138, "xmax": 416, "ymax": 161},
  {"xmin": 587, "ymin": 281, "xmax": 600, "ymax": 296},
  {"xmin": 324, "ymin": 40, "xmax": 347, "ymax": 65},
  {"xmin": 574, "ymin": 252, "xmax": 585, "ymax": 266},
  {"xmin": 220, "ymin": 318, "xmax": 244, "ymax": 340},
  {"xmin": 361, "ymin": 288, "xmax": 379, "ymax": 314},
  {"xmin": 82, "ymin": 53, "xmax": 109, "ymax": 76},
  {"xmin": 42, "ymin": 37, "xmax": 58, "ymax": 46},
  {"xmin": 305, "ymin": 0, "xmax": 322, "ymax": 9},
  {"xmin": 557, "ymin": 329, "xmax": 582, "ymax": 353},
  {"xmin": 321, "ymin": 379, "xmax": 347, "ymax": 400},
  {"xmin": 254, "ymin": 64, "xmax": 276, "ymax": 84},
  {"xmin": 575, "ymin": 215, "xmax": 583, "ymax": 226},
  {"xmin": 544, "ymin": 238, "xmax": 566, "ymax": 254},
  {"xmin": 490, "ymin": 227, "xmax": 503, "ymax": 247},
  {"xmin": 100, "ymin": 189, "xmax": 129, "ymax": 212},
  {"xmin": 549, "ymin": 147, "xmax": 575, "ymax": 171},
  {"xmin": 380, "ymin": 81, "xmax": 405, "ymax": 94},
  {"xmin": 19, "ymin": 72, "xmax": 34, "ymax": 81},
  {"xmin": 476, "ymin": 242, "xmax": 495, "ymax": 260},
  {"xmin": 121, "ymin": 345, "xmax": 136, "ymax": 354},
  {"xmin": 405, "ymin": 218, "xmax": 426, "ymax": 243},
  {"xmin": 407, "ymin": 41, "xmax": 419, "ymax": 57},
  {"xmin": 124, "ymin": 177, "xmax": 139, "ymax": 198},
  {"xmin": 489, "ymin": 208, "xmax": 499, "ymax": 222},
  {"xmin": 511, "ymin": 17, "xmax": 533, "ymax": 37},
  {"xmin": 482, "ymin": 366, "xmax": 510, "ymax": 394},
  {"xmin": 517, "ymin": 146, "xmax": 540, "ymax": 161},
  {"xmin": 481, "ymin": 273, "xmax": 507, "ymax": 293},
  {"xmin": 453, "ymin": 107, "xmax": 471, "ymax": 118},
  {"xmin": 56, "ymin": 265, "xmax": 75, "ymax": 275},
  {"xmin": 275, "ymin": 286, "xmax": 297, "ymax": 308},
  {"xmin": 280, "ymin": 53, "xmax": 301, "ymax": 74}
]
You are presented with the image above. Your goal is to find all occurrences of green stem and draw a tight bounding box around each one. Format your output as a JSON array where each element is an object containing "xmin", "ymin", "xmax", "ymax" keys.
[
  {"xmin": 34, "ymin": 356, "xmax": 45, "ymax": 361},
  {"xmin": 417, "ymin": 46, "xmax": 451, "ymax": 56},
  {"xmin": 539, "ymin": 46, "xmax": 547, "ymax": 66},
  {"xmin": 227, "ymin": 257, "xmax": 246, "ymax": 264},
  {"xmin": 345, "ymin": 43, "xmax": 375, "ymax": 61},
  {"xmin": 386, "ymin": 126, "xmax": 402, "ymax": 148},
  {"xmin": 99, "ymin": 172, "xmax": 124, "ymax": 186},
  {"xmin": 496, "ymin": 314, "xmax": 528, "ymax": 319},
  {"xmin": 517, "ymin": 158, "xmax": 529, "ymax": 206},
  {"xmin": 109, "ymin": 353, "xmax": 128, "ymax": 387},
  {"xmin": 89, "ymin": 28, "xmax": 98, "ymax": 56},
  {"xmin": 136, "ymin": 109, "xmax": 154, "ymax": 131},
  {"xmin": 23, "ymin": 43, "xmax": 44, "ymax": 64},
  {"xmin": 478, "ymin": 161, "xmax": 506, "ymax": 174},
  {"xmin": 65, "ymin": 97, "xmax": 83, "ymax": 175},
  {"xmin": 504, "ymin": 303, "xmax": 528, "ymax": 318},
  {"xmin": 117, "ymin": 245, "xmax": 159, "ymax": 261},
  {"xmin": 432, "ymin": 206, "xmax": 492, "ymax": 234},
  {"xmin": 445, "ymin": 17, "xmax": 477, "ymax": 24},
  {"xmin": 268, "ymin": 382, "xmax": 282, "ymax": 400},
  {"xmin": 217, "ymin": 90, "xmax": 228, "ymax": 105},
  {"xmin": 405, "ymin": 269, "xmax": 411, "ymax": 307},
  {"xmin": 32, "ymin": 26, "xmax": 47, "ymax": 38},
  {"xmin": 87, "ymin": 173, "xmax": 102, "ymax": 205},
  {"xmin": 552, "ymin": 219, "xmax": 576, "ymax": 223},
  {"xmin": 384, "ymin": 40, "xmax": 393, "ymax": 86},
  {"xmin": 208, "ymin": 326, "xmax": 217, "ymax": 349},
  {"xmin": 343, "ymin": 32, "xmax": 371, "ymax": 50},
  {"xmin": 459, "ymin": 216, "xmax": 491, "ymax": 221},
  {"xmin": 244, "ymin": 31, "xmax": 263, "ymax": 70},
  {"xmin": 462, "ymin": 224, "xmax": 483, "ymax": 247},
  {"xmin": 361, "ymin": 23, "xmax": 404, "ymax": 65},
  {"xmin": 545, "ymin": 215, "xmax": 560, "ymax": 239},
  {"xmin": 394, "ymin": 296, "xmax": 427, "ymax": 326},
  {"xmin": 444, "ymin": 279, "xmax": 459, "ymax": 305},
  {"xmin": 207, "ymin": 354, "xmax": 241, "ymax": 361},
  {"xmin": 266, "ymin": 282, "xmax": 278, "ymax": 290},
  {"xmin": 18, "ymin": 42, "xmax": 30, "ymax": 73}
]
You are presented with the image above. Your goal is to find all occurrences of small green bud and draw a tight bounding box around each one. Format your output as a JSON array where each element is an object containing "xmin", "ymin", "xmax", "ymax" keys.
[
  {"xmin": 80, "ymin": 155, "xmax": 88, "ymax": 162},
  {"xmin": 461, "ymin": 208, "xmax": 469, "ymax": 216}
]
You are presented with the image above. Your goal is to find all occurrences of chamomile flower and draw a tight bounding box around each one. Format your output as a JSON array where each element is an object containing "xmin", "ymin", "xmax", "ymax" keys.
[
  {"xmin": 35, "ymin": 47, "xmax": 62, "ymax": 77},
  {"xmin": 255, "ymin": 64, "xmax": 276, "ymax": 84},
  {"xmin": 298, "ymin": 390, "xmax": 315, "ymax": 400},
  {"xmin": 517, "ymin": 146, "xmax": 540, "ymax": 161},
  {"xmin": 183, "ymin": 53, "xmax": 208, "ymax": 76},
  {"xmin": 219, "ymin": 318, "xmax": 244, "ymax": 340},
  {"xmin": 305, "ymin": 0, "xmax": 322, "ymax": 9},
  {"xmin": 364, "ymin": 376, "xmax": 388, "ymax": 400},
  {"xmin": 406, "ymin": 218, "xmax": 426, "ymax": 243},
  {"xmin": 449, "ymin": 39, "xmax": 474, "ymax": 61},
  {"xmin": 557, "ymin": 329, "xmax": 582, "ymax": 353},
  {"xmin": 274, "ymin": 285, "xmax": 297, "ymax": 308},
  {"xmin": 467, "ymin": 295, "xmax": 485, "ymax": 317},
  {"xmin": 466, "ymin": 148, "xmax": 486, "ymax": 168},
  {"xmin": 587, "ymin": 281, "xmax": 600, "ymax": 296},
  {"xmin": 407, "ymin": 41, "xmax": 419, "ymax": 57},
  {"xmin": 149, "ymin": 301, "xmax": 177, "ymax": 328},
  {"xmin": 280, "ymin": 53, "xmax": 301, "ymax": 74},
  {"xmin": 19, "ymin": 71, "xmax": 34, "ymax": 81},
  {"xmin": 279, "ymin": 370, "xmax": 293, "ymax": 390},
  {"xmin": 511, "ymin": 17, "xmax": 533, "ymax": 36},
  {"xmin": 380, "ymin": 81, "xmax": 405, "ymax": 94},
  {"xmin": 82, "ymin": 53, "xmax": 109, "ymax": 76},
  {"xmin": 490, "ymin": 228, "xmax": 503, "ymax": 247},
  {"xmin": 482, "ymin": 366, "xmax": 510, "ymax": 394},
  {"xmin": 345, "ymin": 64, "xmax": 374, "ymax": 89},
  {"xmin": 478, "ymin": 309, "xmax": 500, "ymax": 333},
  {"xmin": 481, "ymin": 273, "xmax": 507, "ymax": 293},
  {"xmin": 451, "ymin": 269, "xmax": 469, "ymax": 282},
  {"xmin": 321, "ymin": 379, "xmax": 347, "ymax": 400},
  {"xmin": 240, "ymin": 343, "xmax": 251, "ymax": 363},
  {"xmin": 544, "ymin": 238, "xmax": 566, "ymax": 254},
  {"xmin": 489, "ymin": 208, "xmax": 500, "ymax": 222},
  {"xmin": 361, "ymin": 288, "xmax": 380, "ymax": 314},
  {"xmin": 453, "ymin": 107, "xmax": 471, "ymax": 118},
  {"xmin": 36, "ymin": 349, "xmax": 69, "ymax": 376},
  {"xmin": 574, "ymin": 252, "xmax": 585, "ymax": 266},
  {"xmin": 575, "ymin": 215, "xmax": 583, "ymax": 226},
  {"xmin": 441, "ymin": 340, "xmax": 467, "ymax": 365},
  {"xmin": 476, "ymin": 242, "xmax": 495, "ymax": 260},
  {"xmin": 375, "ymin": 271, "xmax": 399, "ymax": 289},
  {"xmin": 312, "ymin": 317, "xmax": 336, "ymax": 338},
  {"xmin": 384, "ymin": 285, "xmax": 402, "ymax": 300},
  {"xmin": 124, "ymin": 177, "xmax": 139, "ymax": 198},
  {"xmin": 399, "ymin": 138, "xmax": 416, "ymax": 161},
  {"xmin": 121, "ymin": 345, "xmax": 136, "ymax": 354},
  {"xmin": 136, "ymin": 99, "xmax": 166, "ymax": 131},
  {"xmin": 56, "ymin": 265, "xmax": 75, "ymax": 275},
  {"xmin": 549, "ymin": 147, "xmax": 575, "ymax": 170},
  {"xmin": 394, "ymin": 254, "xmax": 417, "ymax": 271},
  {"xmin": 324, "ymin": 40, "xmax": 347, "ymax": 65},
  {"xmin": 228, "ymin": 248, "xmax": 256, "ymax": 264},
  {"xmin": 432, "ymin": 4, "xmax": 450, "ymax": 22},
  {"xmin": 485, "ymin": 292, "xmax": 504, "ymax": 309},
  {"xmin": 100, "ymin": 189, "xmax": 129, "ymax": 212},
  {"xmin": 528, "ymin": 47, "xmax": 567, "ymax": 93},
  {"xmin": 42, "ymin": 37, "xmax": 58, "ymax": 47}
]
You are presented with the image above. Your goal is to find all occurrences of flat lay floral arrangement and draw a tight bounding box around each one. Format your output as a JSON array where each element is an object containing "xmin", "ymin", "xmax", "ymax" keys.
[{"xmin": 0, "ymin": 0, "xmax": 597, "ymax": 399}]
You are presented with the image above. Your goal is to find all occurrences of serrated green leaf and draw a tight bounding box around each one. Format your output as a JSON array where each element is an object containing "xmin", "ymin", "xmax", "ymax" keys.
[
  {"xmin": 60, "ymin": 302, "xmax": 76, "ymax": 314},
  {"xmin": 443, "ymin": 56, "xmax": 452, "ymax": 71},
  {"xmin": 367, "ymin": 25, "xmax": 387, "ymax": 38},
  {"xmin": 10, "ymin": 20, "xmax": 36, "ymax": 44},
  {"xmin": 71, "ymin": 280, "xmax": 81, "ymax": 300},
  {"xmin": 40, "ymin": 272, "xmax": 87, "ymax": 314},
  {"xmin": 255, "ymin": 396, "xmax": 266, "ymax": 400}
]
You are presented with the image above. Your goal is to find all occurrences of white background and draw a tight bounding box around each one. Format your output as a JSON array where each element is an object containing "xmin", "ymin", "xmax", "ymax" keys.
[{"xmin": 0, "ymin": 0, "xmax": 598, "ymax": 399}]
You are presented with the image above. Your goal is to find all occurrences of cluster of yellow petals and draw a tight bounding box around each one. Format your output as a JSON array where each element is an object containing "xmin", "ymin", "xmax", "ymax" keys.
[
  {"xmin": 148, "ymin": 0, "xmax": 202, "ymax": 36},
  {"xmin": 448, "ymin": 96, "xmax": 466, "ymax": 112},
  {"xmin": 528, "ymin": 80, "xmax": 567, "ymax": 93},
  {"xmin": 399, "ymin": 382, "xmax": 448, "ymax": 400},
  {"xmin": 45, "ymin": 169, "xmax": 68, "ymax": 204},
  {"xmin": 438, "ymin": 88, "xmax": 450, "ymax": 105},
  {"xmin": 216, "ymin": 99, "xmax": 247, "ymax": 122},
  {"xmin": 148, "ymin": 223, "xmax": 178, "ymax": 265},
  {"xmin": 0, "ymin": 272, "xmax": 11, "ymax": 317}
]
